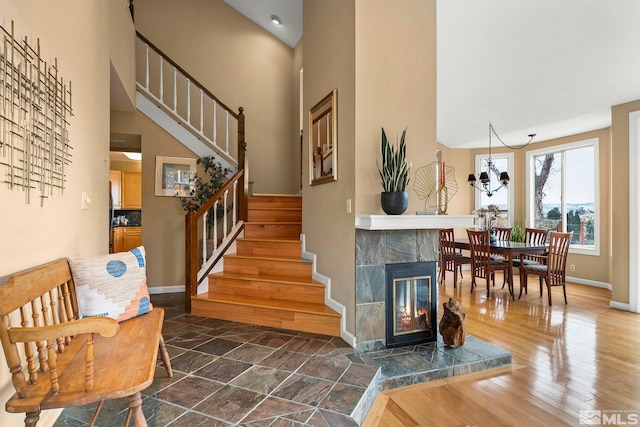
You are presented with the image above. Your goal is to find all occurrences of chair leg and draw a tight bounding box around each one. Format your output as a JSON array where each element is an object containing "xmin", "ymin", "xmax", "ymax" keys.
[
  {"xmin": 459, "ymin": 265, "xmax": 464, "ymax": 279},
  {"xmin": 563, "ymin": 284, "xmax": 568, "ymax": 304},
  {"xmin": 24, "ymin": 411, "xmax": 40, "ymax": 427},
  {"xmin": 547, "ymin": 280, "xmax": 553, "ymax": 306},
  {"xmin": 126, "ymin": 392, "xmax": 147, "ymax": 427},
  {"xmin": 453, "ymin": 266, "xmax": 458, "ymax": 288},
  {"xmin": 158, "ymin": 335, "xmax": 173, "ymax": 377},
  {"xmin": 539, "ymin": 277, "xmax": 544, "ymax": 297}
]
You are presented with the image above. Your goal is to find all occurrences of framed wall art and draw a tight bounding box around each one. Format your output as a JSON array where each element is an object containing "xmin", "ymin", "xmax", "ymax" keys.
[
  {"xmin": 309, "ymin": 90, "xmax": 337, "ymax": 185},
  {"xmin": 155, "ymin": 156, "xmax": 197, "ymax": 197}
]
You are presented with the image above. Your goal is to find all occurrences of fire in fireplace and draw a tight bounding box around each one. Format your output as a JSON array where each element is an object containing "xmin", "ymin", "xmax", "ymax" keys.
[{"xmin": 385, "ymin": 262, "xmax": 437, "ymax": 348}]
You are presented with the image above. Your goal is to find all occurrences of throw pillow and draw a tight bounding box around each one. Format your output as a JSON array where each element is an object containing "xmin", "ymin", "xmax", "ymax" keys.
[{"xmin": 68, "ymin": 246, "xmax": 152, "ymax": 322}]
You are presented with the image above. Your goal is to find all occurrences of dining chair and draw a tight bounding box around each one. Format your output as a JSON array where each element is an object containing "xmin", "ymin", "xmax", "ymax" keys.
[
  {"xmin": 520, "ymin": 231, "xmax": 572, "ymax": 305},
  {"xmin": 513, "ymin": 227, "xmax": 549, "ymax": 294},
  {"xmin": 491, "ymin": 227, "xmax": 512, "ymax": 287},
  {"xmin": 466, "ymin": 229, "xmax": 511, "ymax": 297},
  {"xmin": 438, "ymin": 228, "xmax": 471, "ymax": 288}
]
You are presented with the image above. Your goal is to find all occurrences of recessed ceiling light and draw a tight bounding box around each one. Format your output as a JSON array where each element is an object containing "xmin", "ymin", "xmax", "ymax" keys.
[
  {"xmin": 270, "ymin": 14, "xmax": 282, "ymax": 25},
  {"xmin": 123, "ymin": 152, "xmax": 142, "ymax": 161}
]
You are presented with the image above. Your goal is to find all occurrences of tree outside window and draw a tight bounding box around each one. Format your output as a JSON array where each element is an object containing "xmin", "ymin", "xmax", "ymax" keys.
[{"xmin": 528, "ymin": 139, "xmax": 598, "ymax": 253}]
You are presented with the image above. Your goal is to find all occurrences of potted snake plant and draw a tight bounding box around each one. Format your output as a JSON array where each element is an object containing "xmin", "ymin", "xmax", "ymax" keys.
[{"xmin": 378, "ymin": 127, "xmax": 411, "ymax": 214}]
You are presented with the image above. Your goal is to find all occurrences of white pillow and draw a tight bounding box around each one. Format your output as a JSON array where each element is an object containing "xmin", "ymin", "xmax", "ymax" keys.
[{"xmin": 68, "ymin": 247, "xmax": 152, "ymax": 322}]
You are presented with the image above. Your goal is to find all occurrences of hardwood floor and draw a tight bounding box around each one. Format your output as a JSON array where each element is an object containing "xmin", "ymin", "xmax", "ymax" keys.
[{"xmin": 363, "ymin": 274, "xmax": 640, "ymax": 426}]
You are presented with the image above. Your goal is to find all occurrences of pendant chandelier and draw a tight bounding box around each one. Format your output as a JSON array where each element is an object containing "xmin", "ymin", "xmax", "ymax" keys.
[{"xmin": 467, "ymin": 124, "xmax": 535, "ymax": 198}]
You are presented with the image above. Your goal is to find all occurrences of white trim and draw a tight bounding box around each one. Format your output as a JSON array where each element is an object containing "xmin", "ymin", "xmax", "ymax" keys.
[
  {"xmin": 355, "ymin": 214, "xmax": 474, "ymax": 230},
  {"xmin": 300, "ymin": 234, "xmax": 356, "ymax": 347},
  {"xmin": 148, "ymin": 286, "xmax": 184, "ymax": 294},
  {"xmin": 610, "ymin": 301, "xmax": 631, "ymax": 311},
  {"xmin": 566, "ymin": 276, "xmax": 611, "ymax": 290},
  {"xmin": 525, "ymin": 138, "xmax": 600, "ymax": 256},
  {"xmin": 474, "ymin": 152, "xmax": 515, "ymax": 225},
  {"xmin": 629, "ymin": 110, "xmax": 640, "ymax": 313}
]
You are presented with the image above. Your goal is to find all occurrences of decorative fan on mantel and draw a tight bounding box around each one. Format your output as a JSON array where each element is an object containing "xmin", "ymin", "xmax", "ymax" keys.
[{"xmin": 413, "ymin": 161, "xmax": 458, "ymax": 213}]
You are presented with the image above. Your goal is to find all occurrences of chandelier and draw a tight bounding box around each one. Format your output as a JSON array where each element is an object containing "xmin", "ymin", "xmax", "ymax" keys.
[{"xmin": 467, "ymin": 124, "xmax": 535, "ymax": 197}]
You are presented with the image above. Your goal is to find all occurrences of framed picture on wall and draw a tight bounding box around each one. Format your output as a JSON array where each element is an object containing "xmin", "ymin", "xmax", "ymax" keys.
[
  {"xmin": 309, "ymin": 89, "xmax": 337, "ymax": 185},
  {"xmin": 155, "ymin": 156, "xmax": 197, "ymax": 197}
]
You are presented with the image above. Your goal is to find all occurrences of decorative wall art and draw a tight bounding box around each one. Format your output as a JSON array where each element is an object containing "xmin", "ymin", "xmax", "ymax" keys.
[
  {"xmin": 0, "ymin": 21, "xmax": 74, "ymax": 205},
  {"xmin": 308, "ymin": 90, "xmax": 337, "ymax": 185},
  {"xmin": 155, "ymin": 156, "xmax": 196, "ymax": 197}
]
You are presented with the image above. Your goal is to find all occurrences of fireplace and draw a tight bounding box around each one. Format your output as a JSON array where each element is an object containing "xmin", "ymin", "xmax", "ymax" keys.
[{"xmin": 385, "ymin": 262, "xmax": 437, "ymax": 348}]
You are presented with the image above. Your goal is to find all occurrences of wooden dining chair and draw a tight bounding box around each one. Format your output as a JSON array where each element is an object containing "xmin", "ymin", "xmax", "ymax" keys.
[
  {"xmin": 438, "ymin": 228, "xmax": 471, "ymax": 288},
  {"xmin": 513, "ymin": 227, "xmax": 549, "ymax": 294},
  {"xmin": 491, "ymin": 227, "xmax": 512, "ymax": 287},
  {"xmin": 467, "ymin": 229, "xmax": 511, "ymax": 297},
  {"xmin": 520, "ymin": 231, "xmax": 572, "ymax": 305}
]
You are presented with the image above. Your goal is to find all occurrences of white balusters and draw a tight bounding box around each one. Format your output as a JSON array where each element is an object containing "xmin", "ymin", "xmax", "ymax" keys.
[
  {"xmin": 201, "ymin": 210, "xmax": 208, "ymax": 266},
  {"xmin": 136, "ymin": 35, "xmax": 238, "ymax": 168}
]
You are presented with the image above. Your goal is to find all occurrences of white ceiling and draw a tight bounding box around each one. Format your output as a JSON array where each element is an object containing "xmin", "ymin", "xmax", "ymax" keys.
[{"xmin": 225, "ymin": 0, "xmax": 640, "ymax": 148}]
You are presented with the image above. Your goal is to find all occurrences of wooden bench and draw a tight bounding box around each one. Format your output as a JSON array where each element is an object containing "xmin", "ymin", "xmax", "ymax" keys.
[{"xmin": 0, "ymin": 259, "xmax": 173, "ymax": 427}]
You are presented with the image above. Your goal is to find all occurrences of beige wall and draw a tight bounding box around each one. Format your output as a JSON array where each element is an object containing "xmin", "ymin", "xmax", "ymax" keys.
[
  {"xmin": 134, "ymin": 0, "xmax": 297, "ymax": 194},
  {"xmin": 302, "ymin": 0, "xmax": 437, "ymax": 335},
  {"xmin": 354, "ymin": 0, "xmax": 438, "ymax": 215},
  {"xmin": 0, "ymin": 1, "xmax": 123, "ymax": 425},
  {"xmin": 110, "ymin": 110, "xmax": 199, "ymax": 289},
  {"xmin": 611, "ymin": 99, "xmax": 640, "ymax": 304},
  {"xmin": 302, "ymin": 0, "xmax": 357, "ymax": 332}
]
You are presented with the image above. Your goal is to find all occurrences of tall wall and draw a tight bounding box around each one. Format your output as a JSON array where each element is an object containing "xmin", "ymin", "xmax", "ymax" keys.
[
  {"xmin": 611, "ymin": 99, "xmax": 640, "ymax": 304},
  {"xmin": 0, "ymin": 1, "xmax": 122, "ymax": 425},
  {"xmin": 133, "ymin": 0, "xmax": 297, "ymax": 194},
  {"xmin": 302, "ymin": 0, "xmax": 437, "ymax": 337}
]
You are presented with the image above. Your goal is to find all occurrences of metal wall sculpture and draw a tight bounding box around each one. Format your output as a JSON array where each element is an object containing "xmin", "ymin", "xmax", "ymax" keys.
[{"xmin": 0, "ymin": 21, "xmax": 73, "ymax": 205}]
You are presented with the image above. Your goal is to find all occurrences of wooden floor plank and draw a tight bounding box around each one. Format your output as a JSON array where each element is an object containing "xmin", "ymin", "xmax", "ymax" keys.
[{"xmin": 364, "ymin": 277, "xmax": 640, "ymax": 426}]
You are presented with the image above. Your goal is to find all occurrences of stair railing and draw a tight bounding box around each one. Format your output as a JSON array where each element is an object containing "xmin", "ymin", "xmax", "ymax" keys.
[
  {"xmin": 185, "ymin": 152, "xmax": 248, "ymax": 312},
  {"xmin": 136, "ymin": 31, "xmax": 240, "ymax": 168},
  {"xmin": 133, "ymin": 32, "xmax": 249, "ymax": 312}
]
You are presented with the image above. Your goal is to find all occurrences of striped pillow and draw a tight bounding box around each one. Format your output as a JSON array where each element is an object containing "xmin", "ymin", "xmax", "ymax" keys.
[{"xmin": 68, "ymin": 247, "xmax": 152, "ymax": 322}]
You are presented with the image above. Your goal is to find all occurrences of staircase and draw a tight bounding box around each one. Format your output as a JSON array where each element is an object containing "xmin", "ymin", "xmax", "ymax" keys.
[{"xmin": 191, "ymin": 194, "xmax": 341, "ymax": 336}]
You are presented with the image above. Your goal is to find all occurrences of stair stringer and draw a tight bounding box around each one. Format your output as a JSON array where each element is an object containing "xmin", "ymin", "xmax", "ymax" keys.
[
  {"xmin": 301, "ymin": 233, "xmax": 356, "ymax": 347},
  {"xmin": 136, "ymin": 91, "xmax": 236, "ymax": 171}
]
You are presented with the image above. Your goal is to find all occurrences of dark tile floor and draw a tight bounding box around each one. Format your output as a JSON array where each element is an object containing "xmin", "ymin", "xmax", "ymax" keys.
[{"xmin": 54, "ymin": 293, "xmax": 511, "ymax": 426}]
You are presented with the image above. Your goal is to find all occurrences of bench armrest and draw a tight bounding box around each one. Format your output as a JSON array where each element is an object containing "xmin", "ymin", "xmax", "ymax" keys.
[{"xmin": 8, "ymin": 317, "xmax": 119, "ymax": 344}]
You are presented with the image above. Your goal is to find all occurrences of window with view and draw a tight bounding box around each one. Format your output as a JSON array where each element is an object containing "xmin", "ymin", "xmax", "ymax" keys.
[{"xmin": 526, "ymin": 138, "xmax": 599, "ymax": 255}]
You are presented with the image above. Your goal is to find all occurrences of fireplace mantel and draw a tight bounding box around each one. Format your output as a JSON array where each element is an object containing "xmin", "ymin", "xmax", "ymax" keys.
[{"xmin": 355, "ymin": 214, "xmax": 474, "ymax": 230}]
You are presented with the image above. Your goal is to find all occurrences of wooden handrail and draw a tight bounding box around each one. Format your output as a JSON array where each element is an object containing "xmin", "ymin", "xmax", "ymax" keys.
[
  {"xmin": 137, "ymin": 32, "xmax": 248, "ymax": 313},
  {"xmin": 136, "ymin": 31, "xmax": 239, "ymax": 120},
  {"xmin": 185, "ymin": 166, "xmax": 247, "ymax": 313}
]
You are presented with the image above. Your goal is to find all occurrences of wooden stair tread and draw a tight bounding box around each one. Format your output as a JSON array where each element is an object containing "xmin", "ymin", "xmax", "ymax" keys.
[
  {"xmin": 249, "ymin": 207, "xmax": 301, "ymax": 211},
  {"xmin": 238, "ymin": 237, "xmax": 301, "ymax": 243},
  {"xmin": 226, "ymin": 254, "xmax": 309, "ymax": 262},
  {"xmin": 194, "ymin": 293, "xmax": 341, "ymax": 317},
  {"xmin": 209, "ymin": 272, "xmax": 324, "ymax": 287},
  {"xmin": 245, "ymin": 221, "xmax": 302, "ymax": 225},
  {"xmin": 251, "ymin": 193, "xmax": 301, "ymax": 198}
]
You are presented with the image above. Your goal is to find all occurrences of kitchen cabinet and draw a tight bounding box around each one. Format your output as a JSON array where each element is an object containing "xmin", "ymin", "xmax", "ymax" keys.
[
  {"xmin": 122, "ymin": 172, "xmax": 142, "ymax": 209},
  {"xmin": 122, "ymin": 227, "xmax": 142, "ymax": 251},
  {"xmin": 109, "ymin": 170, "xmax": 122, "ymax": 209},
  {"xmin": 113, "ymin": 227, "xmax": 124, "ymax": 253},
  {"xmin": 113, "ymin": 227, "xmax": 142, "ymax": 253}
]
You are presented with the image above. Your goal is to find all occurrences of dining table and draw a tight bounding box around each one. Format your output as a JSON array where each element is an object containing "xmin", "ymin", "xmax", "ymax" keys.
[{"xmin": 455, "ymin": 238, "xmax": 548, "ymax": 299}]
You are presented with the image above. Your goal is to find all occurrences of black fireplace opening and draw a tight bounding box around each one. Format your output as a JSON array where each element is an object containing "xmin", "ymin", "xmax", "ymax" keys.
[{"xmin": 385, "ymin": 261, "xmax": 438, "ymax": 348}]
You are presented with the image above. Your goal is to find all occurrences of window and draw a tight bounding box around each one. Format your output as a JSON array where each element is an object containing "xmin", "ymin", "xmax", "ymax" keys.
[
  {"xmin": 473, "ymin": 152, "xmax": 514, "ymax": 227},
  {"xmin": 526, "ymin": 138, "xmax": 599, "ymax": 255}
]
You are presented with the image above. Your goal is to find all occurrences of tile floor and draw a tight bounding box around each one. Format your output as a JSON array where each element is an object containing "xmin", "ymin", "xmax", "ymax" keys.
[{"xmin": 54, "ymin": 293, "xmax": 511, "ymax": 426}]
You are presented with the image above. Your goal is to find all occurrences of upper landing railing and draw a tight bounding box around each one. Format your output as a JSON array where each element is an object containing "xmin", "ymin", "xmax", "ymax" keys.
[{"xmin": 135, "ymin": 31, "xmax": 244, "ymax": 168}]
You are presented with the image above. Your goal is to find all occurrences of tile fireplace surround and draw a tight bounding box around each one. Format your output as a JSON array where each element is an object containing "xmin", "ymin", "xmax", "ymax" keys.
[{"xmin": 355, "ymin": 214, "xmax": 474, "ymax": 351}]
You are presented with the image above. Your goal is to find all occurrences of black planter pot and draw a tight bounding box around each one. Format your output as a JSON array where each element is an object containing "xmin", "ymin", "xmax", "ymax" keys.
[{"xmin": 380, "ymin": 191, "xmax": 408, "ymax": 215}]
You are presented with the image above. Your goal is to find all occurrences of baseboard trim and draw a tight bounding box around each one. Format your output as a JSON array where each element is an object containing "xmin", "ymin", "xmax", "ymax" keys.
[
  {"xmin": 610, "ymin": 301, "xmax": 631, "ymax": 311},
  {"xmin": 566, "ymin": 276, "xmax": 611, "ymax": 290},
  {"xmin": 148, "ymin": 286, "xmax": 184, "ymax": 295},
  {"xmin": 301, "ymin": 234, "xmax": 356, "ymax": 347}
]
